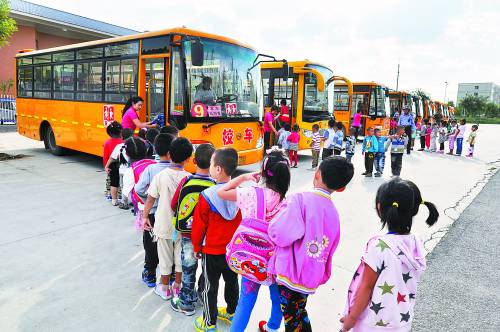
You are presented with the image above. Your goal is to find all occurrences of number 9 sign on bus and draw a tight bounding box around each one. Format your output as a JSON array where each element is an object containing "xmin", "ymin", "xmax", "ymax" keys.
[{"xmin": 191, "ymin": 103, "xmax": 207, "ymax": 118}]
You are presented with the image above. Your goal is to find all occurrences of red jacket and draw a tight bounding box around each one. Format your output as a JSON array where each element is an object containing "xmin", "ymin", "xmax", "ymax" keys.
[
  {"xmin": 103, "ymin": 138, "xmax": 123, "ymax": 167},
  {"xmin": 191, "ymin": 195, "xmax": 241, "ymax": 255}
]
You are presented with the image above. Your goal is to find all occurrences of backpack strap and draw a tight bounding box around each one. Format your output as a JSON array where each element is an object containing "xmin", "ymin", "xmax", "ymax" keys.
[{"xmin": 254, "ymin": 187, "xmax": 266, "ymax": 221}]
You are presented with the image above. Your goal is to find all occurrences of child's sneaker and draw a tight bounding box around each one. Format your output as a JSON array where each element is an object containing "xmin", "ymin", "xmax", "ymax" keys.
[
  {"xmin": 171, "ymin": 282, "xmax": 181, "ymax": 298},
  {"xmin": 154, "ymin": 284, "xmax": 172, "ymax": 301},
  {"xmin": 259, "ymin": 321, "xmax": 278, "ymax": 332},
  {"xmin": 217, "ymin": 307, "xmax": 234, "ymax": 324},
  {"xmin": 141, "ymin": 269, "xmax": 155, "ymax": 288},
  {"xmin": 194, "ymin": 316, "xmax": 217, "ymax": 332},
  {"xmin": 364, "ymin": 173, "xmax": 372, "ymax": 177},
  {"xmin": 111, "ymin": 199, "xmax": 119, "ymax": 206},
  {"xmin": 106, "ymin": 194, "xmax": 112, "ymax": 201},
  {"xmin": 170, "ymin": 297, "xmax": 196, "ymax": 316},
  {"xmin": 374, "ymin": 172, "xmax": 382, "ymax": 177}
]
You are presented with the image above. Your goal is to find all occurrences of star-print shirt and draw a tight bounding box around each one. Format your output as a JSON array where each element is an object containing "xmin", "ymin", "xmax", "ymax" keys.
[{"xmin": 344, "ymin": 234, "xmax": 427, "ymax": 331}]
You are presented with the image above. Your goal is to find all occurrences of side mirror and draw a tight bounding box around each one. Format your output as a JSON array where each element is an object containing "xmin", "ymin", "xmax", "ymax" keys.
[
  {"xmin": 191, "ymin": 40, "xmax": 204, "ymax": 67},
  {"xmin": 282, "ymin": 62, "xmax": 289, "ymax": 81}
]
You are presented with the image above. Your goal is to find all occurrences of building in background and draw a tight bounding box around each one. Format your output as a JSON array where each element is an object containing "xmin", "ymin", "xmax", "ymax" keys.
[
  {"xmin": 457, "ymin": 82, "xmax": 500, "ymax": 105},
  {"xmin": 0, "ymin": 0, "xmax": 138, "ymax": 87}
]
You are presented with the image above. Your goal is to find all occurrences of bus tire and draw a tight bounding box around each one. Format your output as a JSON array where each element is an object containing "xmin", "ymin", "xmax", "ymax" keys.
[{"xmin": 44, "ymin": 125, "xmax": 65, "ymax": 156}]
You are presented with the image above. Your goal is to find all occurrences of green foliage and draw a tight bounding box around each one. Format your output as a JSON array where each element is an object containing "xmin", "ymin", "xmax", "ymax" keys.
[
  {"xmin": 415, "ymin": 88, "xmax": 430, "ymax": 100},
  {"xmin": 0, "ymin": 0, "xmax": 17, "ymax": 48},
  {"xmin": 484, "ymin": 102, "xmax": 500, "ymax": 118},
  {"xmin": 458, "ymin": 95, "xmax": 489, "ymax": 117},
  {"xmin": 447, "ymin": 100, "xmax": 455, "ymax": 107}
]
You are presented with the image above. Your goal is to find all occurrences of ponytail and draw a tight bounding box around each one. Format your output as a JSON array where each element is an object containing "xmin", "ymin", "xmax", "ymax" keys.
[{"xmin": 423, "ymin": 201, "xmax": 439, "ymax": 226}]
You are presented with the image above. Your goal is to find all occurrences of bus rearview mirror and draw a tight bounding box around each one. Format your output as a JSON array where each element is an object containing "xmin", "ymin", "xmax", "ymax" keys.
[
  {"xmin": 191, "ymin": 40, "xmax": 204, "ymax": 66},
  {"xmin": 282, "ymin": 62, "xmax": 289, "ymax": 81}
]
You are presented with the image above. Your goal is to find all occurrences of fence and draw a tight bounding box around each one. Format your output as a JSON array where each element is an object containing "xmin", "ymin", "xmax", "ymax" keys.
[{"xmin": 0, "ymin": 95, "xmax": 16, "ymax": 125}]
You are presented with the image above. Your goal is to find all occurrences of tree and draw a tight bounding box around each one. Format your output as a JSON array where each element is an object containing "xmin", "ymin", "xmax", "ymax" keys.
[
  {"xmin": 0, "ymin": 0, "xmax": 17, "ymax": 48},
  {"xmin": 458, "ymin": 95, "xmax": 488, "ymax": 117},
  {"xmin": 484, "ymin": 102, "xmax": 499, "ymax": 118},
  {"xmin": 447, "ymin": 101, "xmax": 455, "ymax": 107},
  {"xmin": 415, "ymin": 88, "xmax": 430, "ymax": 101}
]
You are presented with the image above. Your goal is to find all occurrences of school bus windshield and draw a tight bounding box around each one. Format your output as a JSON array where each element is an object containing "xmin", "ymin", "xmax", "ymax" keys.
[
  {"xmin": 183, "ymin": 39, "xmax": 261, "ymax": 121},
  {"xmin": 302, "ymin": 64, "xmax": 334, "ymax": 121}
]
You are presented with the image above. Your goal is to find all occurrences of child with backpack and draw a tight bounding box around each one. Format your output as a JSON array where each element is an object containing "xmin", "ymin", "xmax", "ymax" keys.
[
  {"xmin": 217, "ymin": 149, "xmax": 291, "ymax": 332},
  {"xmin": 191, "ymin": 148, "xmax": 242, "ymax": 332},
  {"xmin": 388, "ymin": 126, "xmax": 408, "ymax": 177},
  {"xmin": 170, "ymin": 144, "xmax": 217, "ymax": 316},
  {"xmin": 103, "ymin": 121, "xmax": 123, "ymax": 200},
  {"xmin": 104, "ymin": 128, "xmax": 134, "ymax": 206},
  {"xmin": 287, "ymin": 124, "xmax": 300, "ymax": 168},
  {"xmin": 268, "ymin": 157, "xmax": 355, "ymax": 331},
  {"xmin": 142, "ymin": 138, "xmax": 193, "ymax": 301},
  {"xmin": 135, "ymin": 133, "xmax": 175, "ymax": 287},
  {"xmin": 340, "ymin": 178, "xmax": 439, "ymax": 331},
  {"xmin": 277, "ymin": 123, "xmax": 291, "ymax": 154}
]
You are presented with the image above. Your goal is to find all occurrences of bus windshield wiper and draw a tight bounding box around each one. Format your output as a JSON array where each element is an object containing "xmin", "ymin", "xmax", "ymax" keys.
[{"xmin": 203, "ymin": 116, "xmax": 238, "ymax": 129}]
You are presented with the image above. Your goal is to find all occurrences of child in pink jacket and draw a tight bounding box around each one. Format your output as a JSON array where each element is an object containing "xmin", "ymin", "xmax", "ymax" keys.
[{"xmin": 268, "ymin": 156, "xmax": 354, "ymax": 331}]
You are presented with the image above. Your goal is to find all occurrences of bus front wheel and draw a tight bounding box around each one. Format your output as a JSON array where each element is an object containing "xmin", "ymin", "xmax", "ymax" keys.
[{"xmin": 44, "ymin": 125, "xmax": 65, "ymax": 156}]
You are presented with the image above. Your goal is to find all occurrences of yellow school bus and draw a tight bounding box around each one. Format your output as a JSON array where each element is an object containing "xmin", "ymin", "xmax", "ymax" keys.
[
  {"xmin": 388, "ymin": 90, "xmax": 414, "ymax": 117},
  {"xmin": 15, "ymin": 27, "xmax": 264, "ymax": 170},
  {"xmin": 334, "ymin": 82, "xmax": 391, "ymax": 136},
  {"xmin": 260, "ymin": 60, "xmax": 352, "ymax": 149}
]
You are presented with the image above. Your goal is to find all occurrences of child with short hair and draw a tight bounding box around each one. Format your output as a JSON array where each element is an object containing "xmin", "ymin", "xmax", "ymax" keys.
[
  {"xmin": 447, "ymin": 120, "xmax": 459, "ymax": 155},
  {"xmin": 322, "ymin": 119, "xmax": 336, "ymax": 159},
  {"xmin": 268, "ymin": 156, "xmax": 354, "ymax": 331},
  {"xmin": 310, "ymin": 124, "xmax": 321, "ymax": 170},
  {"xmin": 145, "ymin": 128, "xmax": 160, "ymax": 159},
  {"xmin": 374, "ymin": 128, "xmax": 388, "ymax": 177},
  {"xmin": 170, "ymin": 144, "xmax": 217, "ymax": 316},
  {"xmin": 340, "ymin": 178, "xmax": 439, "ymax": 331},
  {"xmin": 333, "ymin": 122, "xmax": 344, "ymax": 156},
  {"xmin": 191, "ymin": 148, "xmax": 242, "ymax": 332},
  {"xmin": 466, "ymin": 124, "xmax": 478, "ymax": 157},
  {"xmin": 388, "ymin": 126, "xmax": 408, "ymax": 177},
  {"xmin": 345, "ymin": 127, "xmax": 356, "ymax": 163},
  {"xmin": 160, "ymin": 125, "xmax": 180, "ymax": 137},
  {"xmin": 277, "ymin": 123, "xmax": 291, "ymax": 153},
  {"xmin": 103, "ymin": 121, "xmax": 123, "ymax": 200},
  {"xmin": 287, "ymin": 124, "xmax": 300, "ymax": 168},
  {"xmin": 104, "ymin": 127, "xmax": 134, "ymax": 206},
  {"xmin": 362, "ymin": 127, "xmax": 378, "ymax": 177},
  {"xmin": 456, "ymin": 119, "xmax": 467, "ymax": 156},
  {"xmin": 438, "ymin": 121, "xmax": 447, "ymax": 154},
  {"xmin": 135, "ymin": 133, "xmax": 176, "ymax": 287},
  {"xmin": 142, "ymin": 137, "xmax": 193, "ymax": 301},
  {"xmin": 217, "ymin": 149, "xmax": 291, "ymax": 332}
]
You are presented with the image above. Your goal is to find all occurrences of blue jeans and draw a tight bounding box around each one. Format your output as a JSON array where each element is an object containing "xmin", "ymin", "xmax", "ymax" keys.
[
  {"xmin": 456, "ymin": 138, "xmax": 464, "ymax": 155},
  {"xmin": 375, "ymin": 152, "xmax": 386, "ymax": 174},
  {"xmin": 179, "ymin": 237, "xmax": 198, "ymax": 309},
  {"xmin": 230, "ymin": 278, "xmax": 283, "ymax": 332}
]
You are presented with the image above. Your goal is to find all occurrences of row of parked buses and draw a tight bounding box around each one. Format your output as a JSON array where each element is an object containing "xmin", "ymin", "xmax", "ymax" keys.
[{"xmin": 14, "ymin": 26, "xmax": 452, "ymax": 170}]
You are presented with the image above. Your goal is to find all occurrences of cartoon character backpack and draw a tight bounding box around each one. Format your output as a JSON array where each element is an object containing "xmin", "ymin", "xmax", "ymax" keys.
[
  {"xmin": 173, "ymin": 176, "xmax": 216, "ymax": 233},
  {"xmin": 226, "ymin": 187, "xmax": 275, "ymax": 285}
]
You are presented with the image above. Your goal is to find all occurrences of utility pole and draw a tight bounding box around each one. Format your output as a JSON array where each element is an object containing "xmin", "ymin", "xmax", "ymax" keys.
[
  {"xmin": 396, "ymin": 63, "xmax": 400, "ymax": 91},
  {"xmin": 444, "ymin": 81, "xmax": 448, "ymax": 103}
]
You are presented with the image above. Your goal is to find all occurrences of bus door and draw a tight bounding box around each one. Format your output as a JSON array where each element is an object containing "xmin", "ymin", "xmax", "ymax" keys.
[
  {"xmin": 262, "ymin": 68, "xmax": 297, "ymax": 127},
  {"xmin": 143, "ymin": 58, "xmax": 167, "ymax": 124}
]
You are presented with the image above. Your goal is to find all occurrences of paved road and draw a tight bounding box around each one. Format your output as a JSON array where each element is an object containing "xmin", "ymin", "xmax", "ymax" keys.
[
  {"xmin": 413, "ymin": 169, "xmax": 500, "ymax": 331},
  {"xmin": 0, "ymin": 125, "xmax": 499, "ymax": 331}
]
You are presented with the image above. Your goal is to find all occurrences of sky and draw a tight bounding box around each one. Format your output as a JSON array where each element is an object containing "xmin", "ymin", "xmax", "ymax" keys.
[{"xmin": 29, "ymin": 0, "xmax": 500, "ymax": 103}]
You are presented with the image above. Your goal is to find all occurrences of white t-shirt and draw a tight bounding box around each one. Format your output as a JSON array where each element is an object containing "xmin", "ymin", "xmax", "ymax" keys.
[
  {"xmin": 122, "ymin": 167, "xmax": 135, "ymax": 202},
  {"xmin": 457, "ymin": 125, "xmax": 466, "ymax": 138},
  {"xmin": 110, "ymin": 143, "xmax": 130, "ymax": 175},
  {"xmin": 147, "ymin": 167, "xmax": 190, "ymax": 239}
]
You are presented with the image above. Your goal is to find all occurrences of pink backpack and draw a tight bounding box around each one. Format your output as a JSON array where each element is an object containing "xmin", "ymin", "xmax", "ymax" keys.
[
  {"xmin": 131, "ymin": 159, "xmax": 156, "ymax": 207},
  {"xmin": 226, "ymin": 187, "xmax": 275, "ymax": 285}
]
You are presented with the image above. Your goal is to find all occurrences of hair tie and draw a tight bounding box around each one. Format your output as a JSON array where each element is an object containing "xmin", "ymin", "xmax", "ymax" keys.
[
  {"xmin": 392, "ymin": 202, "xmax": 399, "ymax": 208},
  {"xmin": 267, "ymin": 170, "xmax": 274, "ymax": 177},
  {"xmin": 421, "ymin": 200, "xmax": 425, "ymax": 205}
]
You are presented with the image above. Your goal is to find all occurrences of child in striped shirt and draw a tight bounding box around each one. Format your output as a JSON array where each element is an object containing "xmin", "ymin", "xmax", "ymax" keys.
[{"xmin": 310, "ymin": 124, "xmax": 321, "ymax": 170}]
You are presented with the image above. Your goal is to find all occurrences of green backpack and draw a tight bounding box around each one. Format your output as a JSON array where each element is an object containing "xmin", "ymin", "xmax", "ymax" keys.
[{"xmin": 173, "ymin": 175, "xmax": 216, "ymax": 233}]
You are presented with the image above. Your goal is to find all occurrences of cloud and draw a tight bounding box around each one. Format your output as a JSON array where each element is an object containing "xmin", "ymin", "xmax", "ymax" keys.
[{"xmin": 27, "ymin": 0, "xmax": 500, "ymax": 103}]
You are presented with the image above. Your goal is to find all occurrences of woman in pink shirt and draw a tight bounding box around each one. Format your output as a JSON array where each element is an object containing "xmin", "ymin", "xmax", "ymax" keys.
[
  {"xmin": 264, "ymin": 106, "xmax": 280, "ymax": 151},
  {"xmin": 121, "ymin": 96, "xmax": 157, "ymax": 131},
  {"xmin": 351, "ymin": 110, "xmax": 364, "ymax": 140}
]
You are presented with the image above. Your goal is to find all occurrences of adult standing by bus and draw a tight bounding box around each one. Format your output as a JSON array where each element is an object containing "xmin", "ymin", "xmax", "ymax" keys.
[
  {"xmin": 122, "ymin": 96, "xmax": 157, "ymax": 131},
  {"xmin": 398, "ymin": 106, "xmax": 416, "ymax": 154},
  {"xmin": 351, "ymin": 109, "xmax": 366, "ymax": 140},
  {"xmin": 264, "ymin": 105, "xmax": 280, "ymax": 152}
]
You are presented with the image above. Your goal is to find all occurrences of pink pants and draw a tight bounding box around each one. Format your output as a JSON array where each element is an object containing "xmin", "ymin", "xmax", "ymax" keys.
[{"xmin": 449, "ymin": 136, "xmax": 456, "ymax": 152}]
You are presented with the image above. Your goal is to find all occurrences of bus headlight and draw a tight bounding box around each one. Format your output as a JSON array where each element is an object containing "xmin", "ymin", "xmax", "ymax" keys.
[
  {"xmin": 256, "ymin": 137, "xmax": 264, "ymax": 149},
  {"xmin": 302, "ymin": 129, "xmax": 312, "ymax": 138}
]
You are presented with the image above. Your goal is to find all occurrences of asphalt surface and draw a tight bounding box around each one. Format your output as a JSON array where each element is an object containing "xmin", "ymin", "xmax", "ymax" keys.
[{"xmin": 413, "ymin": 169, "xmax": 500, "ymax": 331}]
